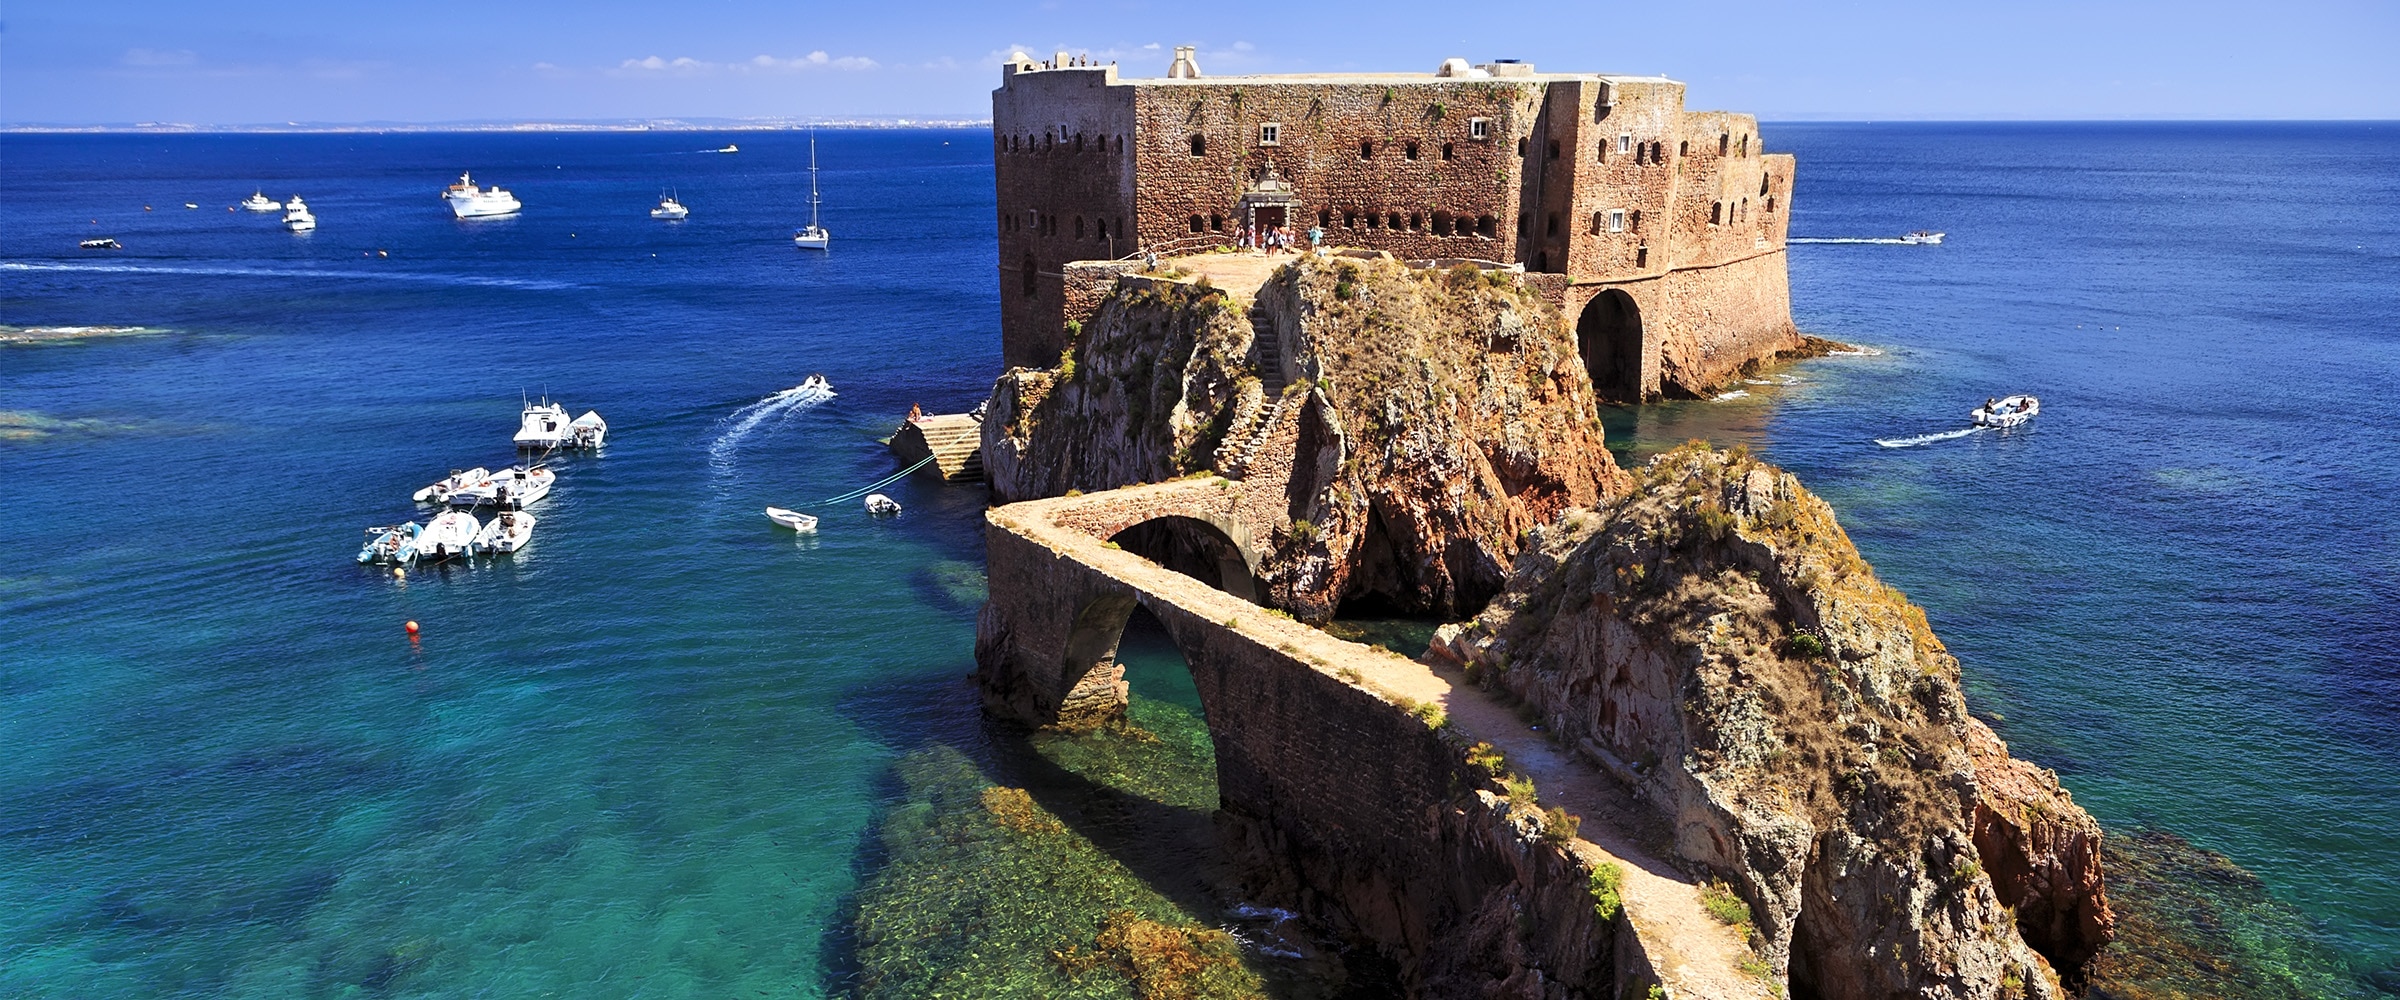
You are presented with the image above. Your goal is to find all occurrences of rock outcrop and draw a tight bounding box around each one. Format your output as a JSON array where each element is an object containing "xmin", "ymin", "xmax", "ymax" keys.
[
  {"xmin": 1430, "ymin": 445, "xmax": 2115, "ymax": 997},
  {"xmin": 985, "ymin": 257, "xmax": 1630, "ymax": 621}
]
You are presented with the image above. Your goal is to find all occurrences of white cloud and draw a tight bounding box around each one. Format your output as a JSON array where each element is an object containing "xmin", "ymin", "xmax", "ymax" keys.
[
  {"xmin": 121, "ymin": 48, "xmax": 198, "ymax": 67},
  {"xmin": 612, "ymin": 52, "xmax": 876, "ymax": 77}
]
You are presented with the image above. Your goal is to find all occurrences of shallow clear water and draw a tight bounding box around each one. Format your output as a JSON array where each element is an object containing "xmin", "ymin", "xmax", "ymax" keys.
[{"xmin": 3, "ymin": 123, "xmax": 2396, "ymax": 995}]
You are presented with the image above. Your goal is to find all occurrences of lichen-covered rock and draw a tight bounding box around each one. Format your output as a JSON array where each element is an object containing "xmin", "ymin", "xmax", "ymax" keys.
[{"xmin": 1445, "ymin": 445, "xmax": 2113, "ymax": 998}]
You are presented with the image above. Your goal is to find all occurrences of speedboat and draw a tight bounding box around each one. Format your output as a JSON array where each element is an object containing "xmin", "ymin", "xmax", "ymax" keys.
[
  {"xmin": 473, "ymin": 510, "xmax": 537, "ymax": 555},
  {"xmin": 185, "ymin": 203, "xmax": 199, "ymax": 209},
  {"xmin": 241, "ymin": 191, "xmax": 282, "ymax": 212},
  {"xmin": 514, "ymin": 399, "xmax": 573, "ymax": 449},
  {"xmin": 864, "ymin": 493, "xmax": 901, "ymax": 516},
  {"xmin": 449, "ymin": 465, "xmax": 554, "ymax": 509},
  {"xmin": 568, "ymin": 410, "xmax": 608, "ymax": 448},
  {"xmin": 443, "ymin": 172, "xmax": 522, "ymax": 219},
  {"xmin": 1972, "ymin": 394, "xmax": 2039, "ymax": 428},
  {"xmin": 793, "ymin": 134, "xmax": 830, "ymax": 249},
  {"xmin": 282, "ymin": 196, "xmax": 316, "ymax": 232},
  {"xmin": 765, "ymin": 506, "xmax": 819, "ymax": 532},
  {"xmin": 717, "ymin": 144, "xmax": 739, "ymax": 154},
  {"xmin": 1901, "ymin": 230, "xmax": 1945, "ymax": 245},
  {"xmin": 78, "ymin": 238, "xmax": 122, "ymax": 250},
  {"xmin": 651, "ymin": 193, "xmax": 689, "ymax": 220},
  {"xmin": 358, "ymin": 522, "xmax": 423, "ymax": 564},
  {"xmin": 416, "ymin": 511, "xmax": 481, "ymax": 562},
  {"xmin": 413, "ymin": 466, "xmax": 492, "ymax": 504}
]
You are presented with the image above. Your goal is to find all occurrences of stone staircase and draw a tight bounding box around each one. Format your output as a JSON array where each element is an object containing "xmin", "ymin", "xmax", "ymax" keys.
[
  {"xmin": 1250, "ymin": 308, "xmax": 1287, "ymax": 396},
  {"xmin": 890, "ymin": 413, "xmax": 985, "ymax": 481},
  {"xmin": 1216, "ymin": 394, "xmax": 1296, "ymax": 481}
]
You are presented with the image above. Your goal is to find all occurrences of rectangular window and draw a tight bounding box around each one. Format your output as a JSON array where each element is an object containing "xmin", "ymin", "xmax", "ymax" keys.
[
  {"xmin": 1468, "ymin": 118, "xmax": 1490, "ymax": 141},
  {"xmin": 1617, "ymin": 134, "xmax": 1633, "ymax": 154},
  {"xmin": 1259, "ymin": 122, "xmax": 1281, "ymax": 146},
  {"xmin": 1607, "ymin": 209, "xmax": 1626, "ymax": 233}
]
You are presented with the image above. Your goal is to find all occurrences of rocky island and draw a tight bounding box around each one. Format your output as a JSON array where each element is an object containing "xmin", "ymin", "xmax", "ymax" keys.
[{"xmin": 968, "ymin": 51, "xmax": 2117, "ymax": 999}]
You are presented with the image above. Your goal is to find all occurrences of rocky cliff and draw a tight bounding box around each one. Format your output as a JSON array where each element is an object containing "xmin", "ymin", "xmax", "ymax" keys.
[
  {"xmin": 1429, "ymin": 445, "xmax": 2115, "ymax": 997},
  {"xmin": 985, "ymin": 257, "xmax": 1630, "ymax": 621}
]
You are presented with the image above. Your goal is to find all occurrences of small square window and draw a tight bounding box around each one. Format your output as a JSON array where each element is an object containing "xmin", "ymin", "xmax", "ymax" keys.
[
  {"xmin": 1259, "ymin": 122, "xmax": 1281, "ymax": 146},
  {"xmin": 1607, "ymin": 209, "xmax": 1626, "ymax": 233},
  {"xmin": 1468, "ymin": 118, "xmax": 1490, "ymax": 141},
  {"xmin": 1617, "ymin": 134, "xmax": 1633, "ymax": 154}
]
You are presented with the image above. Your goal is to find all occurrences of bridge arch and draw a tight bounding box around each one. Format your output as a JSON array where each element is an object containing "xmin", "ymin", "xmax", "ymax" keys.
[
  {"xmin": 1107, "ymin": 514, "xmax": 1260, "ymax": 603},
  {"xmin": 1577, "ymin": 288, "xmax": 1644, "ymax": 403}
]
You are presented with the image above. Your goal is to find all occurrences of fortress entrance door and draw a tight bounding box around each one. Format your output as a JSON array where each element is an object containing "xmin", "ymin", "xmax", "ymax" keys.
[
  {"xmin": 1578, "ymin": 289, "xmax": 1644, "ymax": 403},
  {"xmin": 1252, "ymin": 206, "xmax": 1287, "ymax": 233}
]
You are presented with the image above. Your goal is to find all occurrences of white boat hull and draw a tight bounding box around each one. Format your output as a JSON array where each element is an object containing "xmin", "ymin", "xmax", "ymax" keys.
[
  {"xmin": 450, "ymin": 195, "xmax": 522, "ymax": 219},
  {"xmin": 473, "ymin": 511, "xmax": 537, "ymax": 555},
  {"xmin": 415, "ymin": 466, "xmax": 491, "ymax": 504},
  {"xmin": 416, "ymin": 512, "xmax": 481, "ymax": 562},
  {"xmin": 1972, "ymin": 395, "xmax": 2040, "ymax": 428},
  {"xmin": 765, "ymin": 506, "xmax": 819, "ymax": 532},
  {"xmin": 864, "ymin": 493, "xmax": 901, "ymax": 516},
  {"xmin": 794, "ymin": 230, "xmax": 830, "ymax": 249}
]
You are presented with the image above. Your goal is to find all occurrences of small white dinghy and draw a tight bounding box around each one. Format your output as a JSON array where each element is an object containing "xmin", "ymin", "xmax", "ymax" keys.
[
  {"xmin": 472, "ymin": 510, "xmax": 536, "ymax": 555},
  {"xmin": 765, "ymin": 506, "xmax": 819, "ymax": 532},
  {"xmin": 416, "ymin": 511, "xmax": 482, "ymax": 563},
  {"xmin": 358, "ymin": 522, "xmax": 422, "ymax": 564},
  {"xmin": 1972, "ymin": 394, "xmax": 2040, "ymax": 428},
  {"xmin": 864, "ymin": 493, "xmax": 901, "ymax": 517},
  {"xmin": 568, "ymin": 410, "xmax": 607, "ymax": 448},
  {"xmin": 414, "ymin": 466, "xmax": 491, "ymax": 504}
]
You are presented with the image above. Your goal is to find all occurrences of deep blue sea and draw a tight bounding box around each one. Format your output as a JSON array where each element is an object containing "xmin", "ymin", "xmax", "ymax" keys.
[{"xmin": 3, "ymin": 123, "xmax": 2395, "ymax": 996}]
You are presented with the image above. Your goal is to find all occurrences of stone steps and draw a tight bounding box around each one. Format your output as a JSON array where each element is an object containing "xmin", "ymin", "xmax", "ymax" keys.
[
  {"xmin": 1218, "ymin": 394, "xmax": 1295, "ymax": 480},
  {"xmin": 1251, "ymin": 309, "xmax": 1286, "ymax": 397},
  {"xmin": 889, "ymin": 414, "xmax": 985, "ymax": 481}
]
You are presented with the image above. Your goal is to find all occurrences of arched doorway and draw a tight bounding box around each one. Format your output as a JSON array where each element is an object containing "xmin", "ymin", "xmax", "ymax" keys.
[
  {"xmin": 1577, "ymin": 289, "xmax": 1644, "ymax": 403},
  {"xmin": 1107, "ymin": 516, "xmax": 1259, "ymax": 604}
]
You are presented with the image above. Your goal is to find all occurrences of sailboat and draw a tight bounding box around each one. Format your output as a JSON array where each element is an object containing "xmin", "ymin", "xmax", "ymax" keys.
[{"xmin": 794, "ymin": 134, "xmax": 830, "ymax": 249}]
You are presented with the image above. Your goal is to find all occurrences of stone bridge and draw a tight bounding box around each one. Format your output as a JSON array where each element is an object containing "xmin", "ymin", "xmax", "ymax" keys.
[{"xmin": 975, "ymin": 486, "xmax": 1777, "ymax": 999}]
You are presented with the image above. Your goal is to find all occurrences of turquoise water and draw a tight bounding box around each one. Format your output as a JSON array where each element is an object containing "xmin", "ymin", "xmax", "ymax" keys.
[{"xmin": 4, "ymin": 124, "xmax": 2397, "ymax": 995}]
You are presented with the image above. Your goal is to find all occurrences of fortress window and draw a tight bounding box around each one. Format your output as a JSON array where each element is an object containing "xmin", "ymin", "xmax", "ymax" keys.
[
  {"xmin": 1719, "ymin": 133, "xmax": 1729, "ymax": 155},
  {"xmin": 1389, "ymin": 212, "xmax": 1404, "ymax": 230},
  {"xmin": 1766, "ymin": 197, "xmax": 1777, "ymax": 213},
  {"xmin": 1468, "ymin": 118, "xmax": 1490, "ymax": 141},
  {"xmin": 1597, "ymin": 141, "xmax": 1609, "ymax": 163},
  {"xmin": 1360, "ymin": 139, "xmax": 1375, "ymax": 159},
  {"xmin": 1344, "ymin": 211, "xmax": 1358, "ymax": 229},
  {"xmin": 1517, "ymin": 138, "xmax": 1529, "ymax": 157},
  {"xmin": 1442, "ymin": 142, "xmax": 1455, "ymax": 160},
  {"xmin": 1190, "ymin": 215, "xmax": 1205, "ymax": 234},
  {"xmin": 1608, "ymin": 209, "xmax": 1626, "ymax": 233},
  {"xmin": 1189, "ymin": 134, "xmax": 1207, "ymax": 157},
  {"xmin": 1409, "ymin": 212, "xmax": 1422, "ymax": 231},
  {"xmin": 1637, "ymin": 245, "xmax": 1649, "ymax": 267},
  {"xmin": 1618, "ymin": 133, "xmax": 1633, "ymax": 155},
  {"xmin": 1476, "ymin": 215, "xmax": 1497, "ymax": 238},
  {"xmin": 1679, "ymin": 140, "xmax": 1689, "ymax": 158},
  {"xmin": 1260, "ymin": 122, "xmax": 1281, "ymax": 146},
  {"xmin": 1075, "ymin": 133, "xmax": 1084, "ymax": 151},
  {"xmin": 1710, "ymin": 202, "xmax": 1722, "ymax": 225},
  {"xmin": 1433, "ymin": 211, "xmax": 1452, "ymax": 235},
  {"xmin": 1367, "ymin": 212, "xmax": 1381, "ymax": 229},
  {"xmin": 1546, "ymin": 212, "xmax": 1560, "ymax": 237},
  {"xmin": 1590, "ymin": 211, "xmax": 1605, "ymax": 235},
  {"xmin": 1075, "ymin": 216, "xmax": 1085, "ymax": 239},
  {"xmin": 1631, "ymin": 209, "xmax": 1642, "ymax": 231},
  {"xmin": 1096, "ymin": 218, "xmax": 1108, "ymax": 239},
  {"xmin": 1547, "ymin": 140, "xmax": 1560, "ymax": 160},
  {"xmin": 1021, "ymin": 253, "xmax": 1036, "ymax": 297},
  {"xmin": 1319, "ymin": 208, "xmax": 1332, "ymax": 228},
  {"xmin": 1210, "ymin": 214, "xmax": 1224, "ymax": 232},
  {"xmin": 1405, "ymin": 140, "xmax": 1420, "ymax": 160},
  {"xmin": 1742, "ymin": 134, "xmax": 1751, "ymax": 156},
  {"xmin": 1760, "ymin": 175, "xmax": 1771, "ymax": 196}
]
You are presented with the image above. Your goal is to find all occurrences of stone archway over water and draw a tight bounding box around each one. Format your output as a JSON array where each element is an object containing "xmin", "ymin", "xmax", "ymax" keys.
[
  {"xmin": 1108, "ymin": 516, "xmax": 1259, "ymax": 604},
  {"xmin": 1577, "ymin": 289, "xmax": 1644, "ymax": 403}
]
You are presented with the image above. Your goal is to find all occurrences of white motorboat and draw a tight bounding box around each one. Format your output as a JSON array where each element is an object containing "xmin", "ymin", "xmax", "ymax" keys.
[
  {"xmin": 358, "ymin": 522, "xmax": 422, "ymax": 564},
  {"xmin": 1972, "ymin": 394, "xmax": 2040, "ymax": 428},
  {"xmin": 568, "ymin": 410, "xmax": 608, "ymax": 448},
  {"xmin": 717, "ymin": 144, "xmax": 740, "ymax": 154},
  {"xmin": 413, "ymin": 466, "xmax": 492, "ymax": 504},
  {"xmin": 416, "ymin": 511, "xmax": 481, "ymax": 562},
  {"xmin": 1900, "ymin": 230, "xmax": 1946, "ymax": 245},
  {"xmin": 472, "ymin": 510, "xmax": 537, "ymax": 555},
  {"xmin": 765, "ymin": 506, "xmax": 819, "ymax": 532},
  {"xmin": 282, "ymin": 195, "xmax": 316, "ymax": 232},
  {"xmin": 514, "ymin": 399, "xmax": 573, "ymax": 449},
  {"xmin": 794, "ymin": 134, "xmax": 830, "ymax": 249},
  {"xmin": 185, "ymin": 203, "xmax": 199, "ymax": 209},
  {"xmin": 864, "ymin": 493, "xmax": 901, "ymax": 516},
  {"xmin": 444, "ymin": 171, "xmax": 522, "ymax": 219},
  {"xmin": 651, "ymin": 192, "xmax": 689, "ymax": 220},
  {"xmin": 449, "ymin": 465, "xmax": 554, "ymax": 509},
  {"xmin": 241, "ymin": 191, "xmax": 282, "ymax": 212},
  {"xmin": 78, "ymin": 238, "xmax": 122, "ymax": 250}
]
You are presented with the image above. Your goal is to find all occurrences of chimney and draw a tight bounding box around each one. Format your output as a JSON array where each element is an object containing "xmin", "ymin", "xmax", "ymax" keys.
[{"xmin": 1168, "ymin": 45, "xmax": 1201, "ymax": 79}]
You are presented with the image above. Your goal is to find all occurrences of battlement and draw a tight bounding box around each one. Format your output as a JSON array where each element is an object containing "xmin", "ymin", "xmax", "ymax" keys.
[{"xmin": 992, "ymin": 51, "xmax": 1799, "ymax": 398}]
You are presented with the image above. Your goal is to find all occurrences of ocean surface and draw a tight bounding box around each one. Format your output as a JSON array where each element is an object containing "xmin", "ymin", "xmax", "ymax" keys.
[{"xmin": 3, "ymin": 123, "xmax": 2395, "ymax": 996}]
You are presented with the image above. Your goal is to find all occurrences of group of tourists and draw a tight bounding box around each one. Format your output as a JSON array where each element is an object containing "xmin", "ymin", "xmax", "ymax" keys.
[{"xmin": 1236, "ymin": 222, "xmax": 1324, "ymax": 254}]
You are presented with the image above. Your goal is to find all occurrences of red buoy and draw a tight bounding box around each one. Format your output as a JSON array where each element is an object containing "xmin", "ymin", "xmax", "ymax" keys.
[{"xmin": 404, "ymin": 620, "xmax": 420, "ymax": 634}]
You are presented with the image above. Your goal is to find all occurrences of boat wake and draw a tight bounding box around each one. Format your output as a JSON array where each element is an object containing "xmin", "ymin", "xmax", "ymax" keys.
[
  {"xmin": 1790, "ymin": 237, "xmax": 1912, "ymax": 244},
  {"xmin": 0, "ymin": 260, "xmax": 573, "ymax": 290},
  {"xmin": 708, "ymin": 379, "xmax": 837, "ymax": 472},
  {"xmin": 1875, "ymin": 427, "xmax": 1980, "ymax": 448},
  {"xmin": 1714, "ymin": 389, "xmax": 1750, "ymax": 401}
]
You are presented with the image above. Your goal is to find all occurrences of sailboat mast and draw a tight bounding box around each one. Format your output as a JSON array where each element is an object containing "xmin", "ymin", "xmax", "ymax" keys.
[{"xmin": 809, "ymin": 134, "xmax": 821, "ymax": 229}]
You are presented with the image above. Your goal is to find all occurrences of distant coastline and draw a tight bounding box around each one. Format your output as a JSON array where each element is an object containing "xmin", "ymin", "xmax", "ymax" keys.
[{"xmin": 0, "ymin": 117, "xmax": 990, "ymax": 135}]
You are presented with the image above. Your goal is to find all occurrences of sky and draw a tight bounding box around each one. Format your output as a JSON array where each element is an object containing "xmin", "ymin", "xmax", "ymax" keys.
[{"xmin": 3, "ymin": 0, "xmax": 2396, "ymax": 125}]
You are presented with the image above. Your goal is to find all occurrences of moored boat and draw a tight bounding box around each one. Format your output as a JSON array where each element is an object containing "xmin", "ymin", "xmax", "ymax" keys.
[
  {"xmin": 282, "ymin": 195, "xmax": 316, "ymax": 232},
  {"xmin": 793, "ymin": 134, "xmax": 830, "ymax": 249},
  {"xmin": 1972, "ymin": 394, "xmax": 2040, "ymax": 428},
  {"xmin": 416, "ymin": 511, "xmax": 481, "ymax": 562},
  {"xmin": 443, "ymin": 171, "xmax": 522, "ymax": 219},
  {"xmin": 514, "ymin": 399, "xmax": 573, "ymax": 449},
  {"xmin": 568, "ymin": 410, "xmax": 608, "ymax": 448},
  {"xmin": 651, "ymin": 192, "xmax": 689, "ymax": 220},
  {"xmin": 472, "ymin": 510, "xmax": 537, "ymax": 555},
  {"xmin": 864, "ymin": 493, "xmax": 901, "ymax": 516},
  {"xmin": 414, "ymin": 466, "xmax": 492, "ymax": 504},
  {"xmin": 358, "ymin": 522, "xmax": 423, "ymax": 564},
  {"xmin": 78, "ymin": 238, "xmax": 122, "ymax": 250},
  {"xmin": 241, "ymin": 191, "xmax": 282, "ymax": 212},
  {"xmin": 448, "ymin": 465, "xmax": 554, "ymax": 509},
  {"xmin": 765, "ymin": 506, "xmax": 819, "ymax": 532}
]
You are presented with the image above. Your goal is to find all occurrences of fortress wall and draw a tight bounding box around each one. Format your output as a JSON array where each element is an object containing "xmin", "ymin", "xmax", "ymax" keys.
[
  {"xmin": 1127, "ymin": 80, "xmax": 1541, "ymax": 260},
  {"xmin": 994, "ymin": 66, "xmax": 1138, "ymax": 368},
  {"xmin": 1668, "ymin": 112, "xmax": 1788, "ymax": 269},
  {"xmin": 1648, "ymin": 248, "xmax": 1801, "ymax": 395}
]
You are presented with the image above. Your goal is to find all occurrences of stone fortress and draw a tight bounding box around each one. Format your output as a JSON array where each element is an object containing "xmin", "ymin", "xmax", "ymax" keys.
[{"xmin": 993, "ymin": 48, "xmax": 1801, "ymax": 399}]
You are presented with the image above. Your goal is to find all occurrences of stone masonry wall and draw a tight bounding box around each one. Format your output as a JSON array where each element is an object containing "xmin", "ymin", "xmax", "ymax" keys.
[{"xmin": 994, "ymin": 63, "xmax": 1138, "ymax": 368}]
